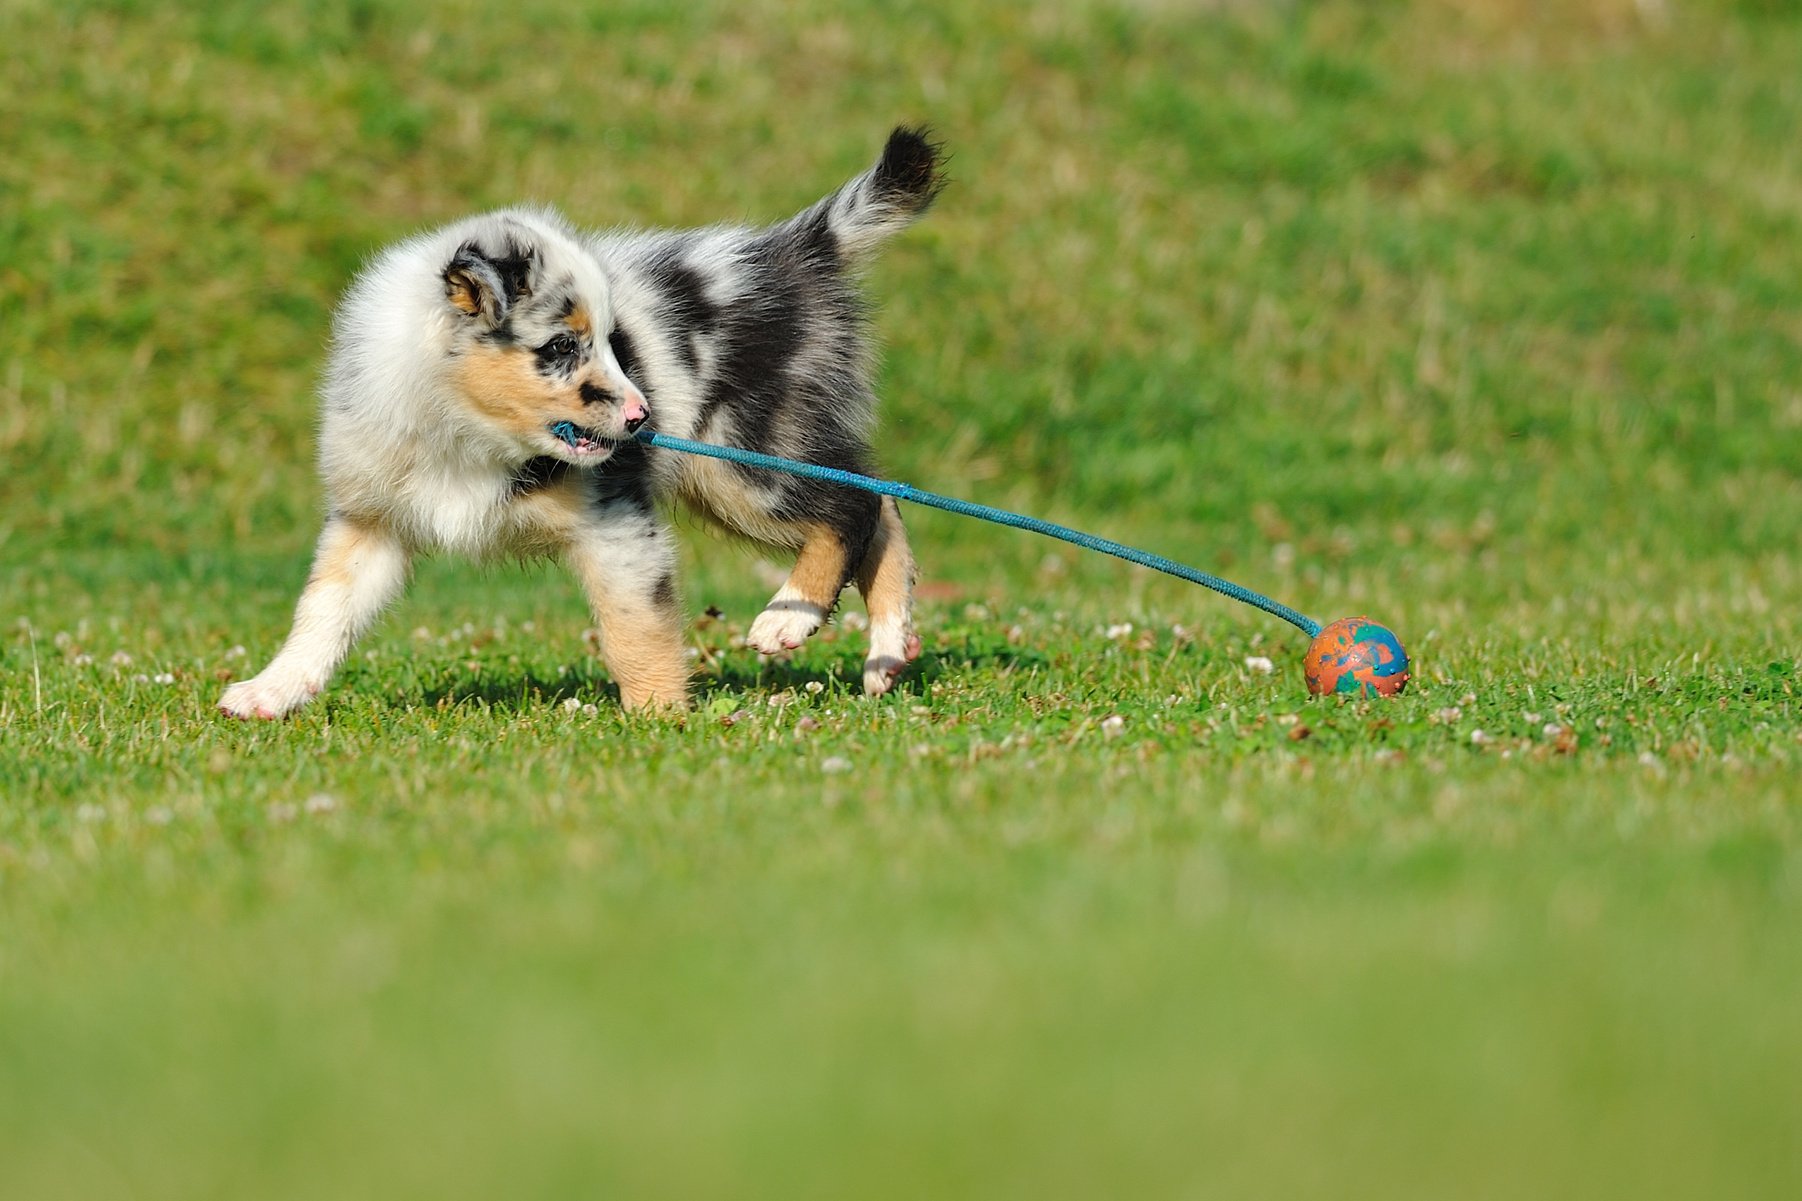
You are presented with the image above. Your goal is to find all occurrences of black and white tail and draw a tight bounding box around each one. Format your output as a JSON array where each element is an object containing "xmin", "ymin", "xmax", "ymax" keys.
[{"xmin": 806, "ymin": 126, "xmax": 947, "ymax": 261}]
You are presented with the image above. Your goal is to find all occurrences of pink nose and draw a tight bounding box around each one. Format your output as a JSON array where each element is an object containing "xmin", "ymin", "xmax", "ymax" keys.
[{"xmin": 622, "ymin": 393, "xmax": 648, "ymax": 431}]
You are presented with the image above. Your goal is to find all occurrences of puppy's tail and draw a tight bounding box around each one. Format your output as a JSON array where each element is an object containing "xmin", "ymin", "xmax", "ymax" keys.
[{"xmin": 800, "ymin": 126, "xmax": 947, "ymax": 262}]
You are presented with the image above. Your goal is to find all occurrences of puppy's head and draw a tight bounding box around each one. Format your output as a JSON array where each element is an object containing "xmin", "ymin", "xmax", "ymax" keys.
[{"xmin": 438, "ymin": 214, "xmax": 646, "ymax": 467}]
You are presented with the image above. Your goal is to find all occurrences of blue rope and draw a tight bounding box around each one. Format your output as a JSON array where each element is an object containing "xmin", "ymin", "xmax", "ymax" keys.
[{"xmin": 636, "ymin": 430, "xmax": 1323, "ymax": 639}]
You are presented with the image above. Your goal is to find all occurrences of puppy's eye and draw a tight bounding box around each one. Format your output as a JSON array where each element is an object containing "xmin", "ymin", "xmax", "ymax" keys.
[{"xmin": 542, "ymin": 335, "xmax": 581, "ymax": 360}]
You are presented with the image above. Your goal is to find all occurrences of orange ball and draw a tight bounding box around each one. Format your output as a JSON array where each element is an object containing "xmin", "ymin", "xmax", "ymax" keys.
[{"xmin": 1304, "ymin": 616, "xmax": 1410, "ymax": 698}]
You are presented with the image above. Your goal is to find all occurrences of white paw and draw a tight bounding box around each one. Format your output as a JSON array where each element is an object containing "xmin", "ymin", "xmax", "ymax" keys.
[
  {"xmin": 218, "ymin": 671, "xmax": 322, "ymax": 720},
  {"xmin": 748, "ymin": 599, "xmax": 828, "ymax": 654},
  {"xmin": 863, "ymin": 628, "xmax": 922, "ymax": 697}
]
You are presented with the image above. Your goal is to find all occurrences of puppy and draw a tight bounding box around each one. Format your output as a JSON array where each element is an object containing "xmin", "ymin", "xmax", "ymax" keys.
[{"xmin": 219, "ymin": 126, "xmax": 944, "ymax": 718}]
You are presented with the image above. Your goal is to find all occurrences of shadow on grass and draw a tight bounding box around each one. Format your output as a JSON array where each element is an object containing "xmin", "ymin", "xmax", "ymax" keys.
[{"xmin": 398, "ymin": 636, "xmax": 1050, "ymax": 715}]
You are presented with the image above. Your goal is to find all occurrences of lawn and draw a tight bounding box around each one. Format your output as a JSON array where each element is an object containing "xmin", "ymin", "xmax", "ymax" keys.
[{"xmin": 3, "ymin": 1, "xmax": 1800, "ymax": 1198}]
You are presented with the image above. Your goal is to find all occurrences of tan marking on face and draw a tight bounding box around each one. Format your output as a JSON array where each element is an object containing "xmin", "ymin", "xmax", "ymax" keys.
[
  {"xmin": 565, "ymin": 306, "xmax": 593, "ymax": 337},
  {"xmin": 454, "ymin": 343, "xmax": 566, "ymax": 434}
]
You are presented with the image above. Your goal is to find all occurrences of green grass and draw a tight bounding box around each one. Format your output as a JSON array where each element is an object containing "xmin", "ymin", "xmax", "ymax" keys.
[{"xmin": 4, "ymin": 0, "xmax": 1802, "ymax": 1197}]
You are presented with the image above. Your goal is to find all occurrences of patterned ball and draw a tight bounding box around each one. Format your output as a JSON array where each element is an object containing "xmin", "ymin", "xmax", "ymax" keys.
[{"xmin": 1304, "ymin": 616, "xmax": 1410, "ymax": 698}]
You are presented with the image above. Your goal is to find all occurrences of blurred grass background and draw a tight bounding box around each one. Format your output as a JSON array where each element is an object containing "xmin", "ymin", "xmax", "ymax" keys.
[{"xmin": 3, "ymin": 1, "xmax": 1801, "ymax": 1198}]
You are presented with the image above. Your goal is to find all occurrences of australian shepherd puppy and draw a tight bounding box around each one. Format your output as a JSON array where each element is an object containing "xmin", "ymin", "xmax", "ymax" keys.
[{"xmin": 219, "ymin": 127, "xmax": 944, "ymax": 719}]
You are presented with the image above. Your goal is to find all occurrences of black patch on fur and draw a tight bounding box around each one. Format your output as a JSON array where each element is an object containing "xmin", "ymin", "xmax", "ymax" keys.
[
  {"xmin": 486, "ymin": 243, "xmax": 537, "ymax": 305},
  {"xmin": 612, "ymin": 322, "xmax": 648, "ymax": 375},
  {"xmin": 871, "ymin": 126, "xmax": 948, "ymax": 210},
  {"xmin": 579, "ymin": 381, "xmax": 609, "ymax": 406},
  {"xmin": 608, "ymin": 326, "xmax": 643, "ymax": 385},
  {"xmin": 692, "ymin": 237, "xmax": 806, "ymax": 444},
  {"xmin": 447, "ymin": 239, "xmax": 538, "ymax": 323},
  {"xmin": 652, "ymin": 572, "xmax": 677, "ymax": 610},
  {"xmin": 588, "ymin": 439, "xmax": 655, "ymax": 511},
  {"xmin": 791, "ymin": 205, "xmax": 838, "ymax": 266},
  {"xmin": 534, "ymin": 334, "xmax": 581, "ymax": 377},
  {"xmin": 640, "ymin": 253, "xmax": 720, "ymax": 372},
  {"xmin": 508, "ymin": 456, "xmax": 570, "ymax": 497}
]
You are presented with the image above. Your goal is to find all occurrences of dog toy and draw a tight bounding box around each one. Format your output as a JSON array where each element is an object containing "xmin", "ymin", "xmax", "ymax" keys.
[{"xmin": 635, "ymin": 431, "xmax": 1410, "ymax": 698}]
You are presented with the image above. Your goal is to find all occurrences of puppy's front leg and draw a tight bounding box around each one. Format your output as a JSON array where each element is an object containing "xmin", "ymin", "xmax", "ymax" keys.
[
  {"xmin": 565, "ymin": 501, "xmax": 690, "ymax": 712},
  {"xmin": 219, "ymin": 514, "xmax": 410, "ymax": 719}
]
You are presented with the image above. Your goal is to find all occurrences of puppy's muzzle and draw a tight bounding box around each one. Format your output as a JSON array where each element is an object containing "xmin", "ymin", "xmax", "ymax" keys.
[{"xmin": 579, "ymin": 380, "xmax": 649, "ymax": 433}]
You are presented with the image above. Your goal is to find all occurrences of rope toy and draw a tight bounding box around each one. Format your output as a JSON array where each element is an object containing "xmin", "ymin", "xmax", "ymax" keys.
[{"xmin": 636, "ymin": 431, "xmax": 1410, "ymax": 698}]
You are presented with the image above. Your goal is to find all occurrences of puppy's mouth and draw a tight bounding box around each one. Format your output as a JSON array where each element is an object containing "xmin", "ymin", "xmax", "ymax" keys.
[{"xmin": 547, "ymin": 421, "xmax": 619, "ymax": 461}]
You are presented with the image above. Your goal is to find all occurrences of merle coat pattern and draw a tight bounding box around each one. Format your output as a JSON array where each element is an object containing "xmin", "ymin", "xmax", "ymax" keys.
[{"xmin": 220, "ymin": 127, "xmax": 943, "ymax": 718}]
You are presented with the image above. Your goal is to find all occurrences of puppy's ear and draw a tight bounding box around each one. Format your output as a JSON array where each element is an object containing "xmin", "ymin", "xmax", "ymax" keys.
[{"xmin": 443, "ymin": 241, "xmax": 536, "ymax": 325}]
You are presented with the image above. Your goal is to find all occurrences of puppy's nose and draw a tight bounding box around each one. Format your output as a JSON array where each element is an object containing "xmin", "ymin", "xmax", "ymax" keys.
[{"xmin": 623, "ymin": 396, "xmax": 648, "ymax": 432}]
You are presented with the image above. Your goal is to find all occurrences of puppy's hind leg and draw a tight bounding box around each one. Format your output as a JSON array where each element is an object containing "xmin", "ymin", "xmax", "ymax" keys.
[
  {"xmin": 855, "ymin": 497, "xmax": 920, "ymax": 697},
  {"xmin": 746, "ymin": 522, "xmax": 861, "ymax": 655},
  {"xmin": 219, "ymin": 514, "xmax": 410, "ymax": 719}
]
